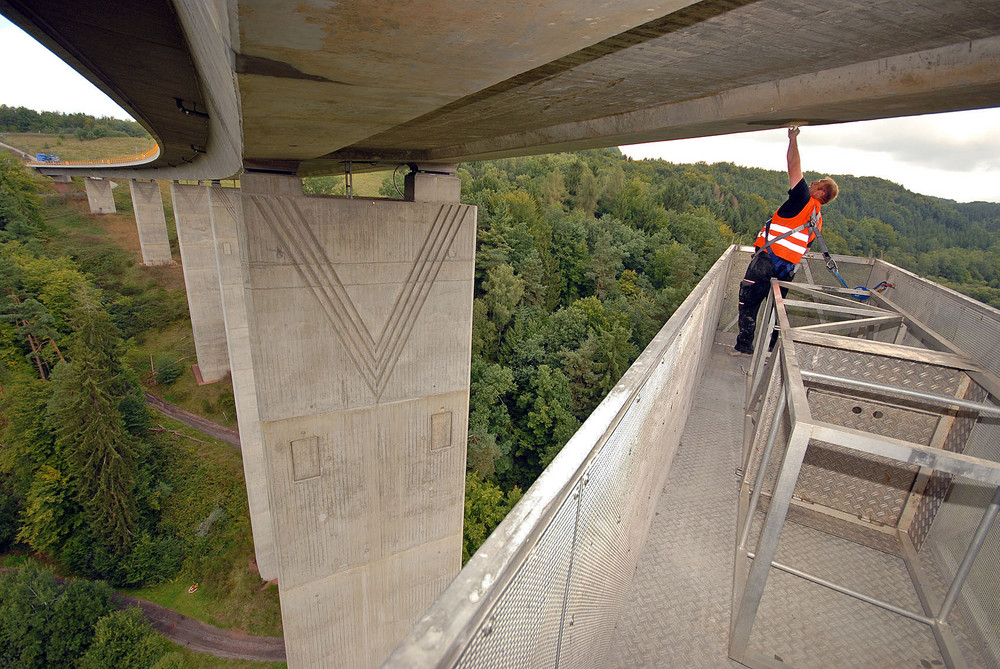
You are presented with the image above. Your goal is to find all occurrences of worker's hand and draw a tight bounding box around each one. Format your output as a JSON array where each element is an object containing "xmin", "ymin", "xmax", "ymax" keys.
[{"xmin": 788, "ymin": 126, "xmax": 800, "ymax": 139}]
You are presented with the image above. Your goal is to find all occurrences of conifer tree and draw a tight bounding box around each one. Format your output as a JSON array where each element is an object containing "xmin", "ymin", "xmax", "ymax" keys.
[{"xmin": 47, "ymin": 299, "xmax": 137, "ymax": 552}]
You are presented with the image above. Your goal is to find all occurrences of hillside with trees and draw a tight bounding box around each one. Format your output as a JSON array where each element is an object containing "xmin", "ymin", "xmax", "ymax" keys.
[
  {"xmin": 0, "ymin": 153, "xmax": 282, "ymax": 666},
  {"xmin": 453, "ymin": 149, "xmax": 1000, "ymax": 556},
  {"xmin": 0, "ymin": 105, "xmax": 150, "ymax": 140},
  {"xmin": 1, "ymin": 124, "xmax": 999, "ymax": 639}
]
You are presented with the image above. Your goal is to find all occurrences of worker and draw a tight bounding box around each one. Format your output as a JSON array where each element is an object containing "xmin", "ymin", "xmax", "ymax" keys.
[{"xmin": 733, "ymin": 126, "xmax": 838, "ymax": 356}]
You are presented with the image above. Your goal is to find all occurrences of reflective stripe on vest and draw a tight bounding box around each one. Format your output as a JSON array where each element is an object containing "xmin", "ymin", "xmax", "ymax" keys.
[{"xmin": 754, "ymin": 198, "xmax": 822, "ymax": 264}]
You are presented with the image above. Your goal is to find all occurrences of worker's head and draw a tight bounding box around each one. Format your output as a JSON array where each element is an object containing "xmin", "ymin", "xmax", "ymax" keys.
[{"xmin": 810, "ymin": 177, "xmax": 839, "ymax": 204}]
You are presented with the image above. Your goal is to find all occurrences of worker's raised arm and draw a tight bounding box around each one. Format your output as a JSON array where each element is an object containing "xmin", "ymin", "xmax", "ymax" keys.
[{"xmin": 786, "ymin": 126, "xmax": 803, "ymax": 188}]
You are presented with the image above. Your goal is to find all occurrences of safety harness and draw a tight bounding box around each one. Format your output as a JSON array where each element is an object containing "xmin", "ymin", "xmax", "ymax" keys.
[{"xmin": 761, "ymin": 210, "xmax": 848, "ymax": 288}]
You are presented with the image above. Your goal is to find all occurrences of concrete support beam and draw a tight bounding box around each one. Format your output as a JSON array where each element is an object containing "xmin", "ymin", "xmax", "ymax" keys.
[
  {"xmin": 208, "ymin": 183, "xmax": 278, "ymax": 581},
  {"xmin": 237, "ymin": 172, "xmax": 475, "ymax": 668},
  {"xmin": 83, "ymin": 177, "xmax": 116, "ymax": 214},
  {"xmin": 171, "ymin": 183, "xmax": 230, "ymax": 383},
  {"xmin": 129, "ymin": 180, "xmax": 173, "ymax": 265}
]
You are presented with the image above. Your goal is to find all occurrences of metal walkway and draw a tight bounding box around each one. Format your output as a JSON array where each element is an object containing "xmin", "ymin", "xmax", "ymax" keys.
[
  {"xmin": 386, "ymin": 250, "xmax": 999, "ymax": 669},
  {"xmin": 607, "ymin": 333, "xmax": 989, "ymax": 668},
  {"xmin": 608, "ymin": 334, "xmax": 744, "ymax": 668}
]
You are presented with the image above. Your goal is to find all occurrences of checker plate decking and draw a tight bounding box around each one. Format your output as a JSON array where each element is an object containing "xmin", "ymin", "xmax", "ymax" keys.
[{"xmin": 606, "ymin": 335, "xmax": 988, "ymax": 668}]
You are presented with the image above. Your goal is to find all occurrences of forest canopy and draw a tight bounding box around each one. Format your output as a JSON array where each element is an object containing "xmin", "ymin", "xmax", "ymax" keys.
[
  {"xmin": 2, "ymin": 134, "xmax": 999, "ymax": 567},
  {"xmin": 0, "ymin": 105, "xmax": 149, "ymax": 140}
]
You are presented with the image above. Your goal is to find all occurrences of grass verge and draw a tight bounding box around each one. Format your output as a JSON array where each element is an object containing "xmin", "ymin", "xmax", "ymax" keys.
[
  {"xmin": 131, "ymin": 414, "xmax": 282, "ymax": 637},
  {"xmin": 0, "ymin": 132, "xmax": 156, "ymax": 161}
]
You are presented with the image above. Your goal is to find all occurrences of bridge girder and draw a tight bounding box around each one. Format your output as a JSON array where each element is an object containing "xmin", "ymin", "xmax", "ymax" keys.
[{"xmin": 4, "ymin": 0, "xmax": 1000, "ymax": 178}]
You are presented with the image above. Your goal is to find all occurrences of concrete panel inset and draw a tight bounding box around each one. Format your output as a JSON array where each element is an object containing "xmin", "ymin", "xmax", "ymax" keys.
[
  {"xmin": 237, "ymin": 172, "xmax": 475, "ymax": 668},
  {"xmin": 129, "ymin": 180, "xmax": 173, "ymax": 265},
  {"xmin": 431, "ymin": 410, "xmax": 453, "ymax": 450},
  {"xmin": 171, "ymin": 183, "xmax": 230, "ymax": 383},
  {"xmin": 84, "ymin": 177, "xmax": 116, "ymax": 213},
  {"xmin": 209, "ymin": 185, "xmax": 278, "ymax": 581},
  {"xmin": 290, "ymin": 436, "xmax": 321, "ymax": 481}
]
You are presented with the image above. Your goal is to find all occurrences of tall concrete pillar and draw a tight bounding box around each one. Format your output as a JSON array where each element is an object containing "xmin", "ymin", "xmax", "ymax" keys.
[
  {"xmin": 84, "ymin": 177, "xmax": 116, "ymax": 214},
  {"xmin": 236, "ymin": 172, "xmax": 475, "ymax": 668},
  {"xmin": 129, "ymin": 179, "xmax": 173, "ymax": 265},
  {"xmin": 171, "ymin": 183, "xmax": 230, "ymax": 383},
  {"xmin": 208, "ymin": 183, "xmax": 277, "ymax": 581}
]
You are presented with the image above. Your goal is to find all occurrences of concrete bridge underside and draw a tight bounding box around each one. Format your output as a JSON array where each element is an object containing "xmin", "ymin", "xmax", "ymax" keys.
[
  {"xmin": 4, "ymin": 1, "xmax": 1000, "ymax": 667},
  {"xmin": 4, "ymin": 0, "xmax": 1000, "ymax": 179}
]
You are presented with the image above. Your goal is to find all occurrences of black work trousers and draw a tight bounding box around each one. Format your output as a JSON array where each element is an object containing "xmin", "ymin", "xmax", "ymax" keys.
[{"xmin": 735, "ymin": 251, "xmax": 789, "ymax": 354}]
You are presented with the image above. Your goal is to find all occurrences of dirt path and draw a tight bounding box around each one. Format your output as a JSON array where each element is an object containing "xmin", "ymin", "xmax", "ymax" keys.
[
  {"xmin": 0, "ymin": 568, "xmax": 285, "ymax": 663},
  {"xmin": 112, "ymin": 592, "xmax": 287, "ymax": 662},
  {"xmin": 138, "ymin": 398, "xmax": 289, "ymax": 661},
  {"xmin": 145, "ymin": 392, "xmax": 242, "ymax": 448}
]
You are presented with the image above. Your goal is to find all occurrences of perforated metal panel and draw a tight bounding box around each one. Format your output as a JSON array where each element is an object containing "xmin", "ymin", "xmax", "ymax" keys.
[
  {"xmin": 926, "ymin": 400, "xmax": 1000, "ymax": 667},
  {"xmin": 870, "ymin": 262, "xmax": 1000, "ymax": 380},
  {"xmin": 456, "ymin": 495, "xmax": 577, "ymax": 668},
  {"xmin": 910, "ymin": 383, "xmax": 985, "ymax": 550}
]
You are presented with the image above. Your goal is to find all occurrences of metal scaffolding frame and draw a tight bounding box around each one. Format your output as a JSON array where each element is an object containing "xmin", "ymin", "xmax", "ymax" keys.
[{"xmin": 730, "ymin": 278, "xmax": 1000, "ymax": 669}]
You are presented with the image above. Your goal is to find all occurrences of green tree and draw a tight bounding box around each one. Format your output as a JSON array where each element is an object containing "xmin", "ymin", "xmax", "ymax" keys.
[
  {"xmin": 0, "ymin": 563, "xmax": 58, "ymax": 667},
  {"xmin": 0, "ymin": 564, "xmax": 113, "ymax": 668},
  {"xmin": 463, "ymin": 473, "xmax": 522, "ymax": 563},
  {"xmin": 650, "ymin": 241, "xmax": 697, "ymax": 290},
  {"xmin": 516, "ymin": 365, "xmax": 580, "ymax": 477},
  {"xmin": 539, "ymin": 169, "xmax": 568, "ymax": 209},
  {"xmin": 592, "ymin": 322, "xmax": 637, "ymax": 394},
  {"xmin": 0, "ymin": 155, "xmax": 46, "ymax": 244},
  {"xmin": 561, "ymin": 334, "xmax": 601, "ymax": 419},
  {"xmin": 0, "ymin": 476, "xmax": 19, "ymax": 550},
  {"xmin": 78, "ymin": 608, "xmax": 170, "ymax": 669},
  {"xmin": 467, "ymin": 357, "xmax": 515, "ymax": 479},
  {"xmin": 574, "ymin": 165, "xmax": 601, "ymax": 216},
  {"xmin": 44, "ymin": 578, "xmax": 114, "ymax": 666},
  {"xmin": 47, "ymin": 302, "xmax": 138, "ymax": 551},
  {"xmin": 0, "ymin": 378, "xmax": 55, "ymax": 495},
  {"xmin": 16, "ymin": 464, "xmax": 78, "ymax": 553}
]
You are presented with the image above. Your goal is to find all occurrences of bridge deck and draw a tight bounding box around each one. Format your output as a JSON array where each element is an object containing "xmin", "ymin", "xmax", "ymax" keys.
[{"xmin": 606, "ymin": 333, "xmax": 988, "ymax": 668}]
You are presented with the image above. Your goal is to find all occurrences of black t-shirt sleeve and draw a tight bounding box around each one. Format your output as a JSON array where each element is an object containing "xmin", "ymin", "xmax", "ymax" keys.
[{"xmin": 776, "ymin": 178, "xmax": 810, "ymax": 218}]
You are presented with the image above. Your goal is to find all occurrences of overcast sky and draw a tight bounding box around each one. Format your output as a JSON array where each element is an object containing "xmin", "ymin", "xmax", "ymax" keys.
[
  {"xmin": 3, "ymin": 15, "xmax": 1000, "ymax": 204},
  {"xmin": 620, "ymin": 110, "xmax": 1000, "ymax": 204}
]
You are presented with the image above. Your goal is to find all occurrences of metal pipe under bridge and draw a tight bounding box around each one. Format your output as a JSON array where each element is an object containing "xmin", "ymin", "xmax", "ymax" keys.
[{"xmin": 386, "ymin": 246, "xmax": 1000, "ymax": 669}]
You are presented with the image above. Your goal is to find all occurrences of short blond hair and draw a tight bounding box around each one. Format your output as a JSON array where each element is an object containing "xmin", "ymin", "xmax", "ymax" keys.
[{"xmin": 820, "ymin": 177, "xmax": 839, "ymax": 204}]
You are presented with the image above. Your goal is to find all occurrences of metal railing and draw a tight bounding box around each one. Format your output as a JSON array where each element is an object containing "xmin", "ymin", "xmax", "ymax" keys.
[
  {"xmin": 383, "ymin": 246, "xmax": 735, "ymax": 668},
  {"xmin": 732, "ymin": 271, "xmax": 1000, "ymax": 668}
]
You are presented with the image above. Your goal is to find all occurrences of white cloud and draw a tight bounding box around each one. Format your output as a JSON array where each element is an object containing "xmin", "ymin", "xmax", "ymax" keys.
[
  {"xmin": 621, "ymin": 109, "xmax": 1000, "ymax": 203},
  {"xmin": 806, "ymin": 111, "xmax": 1000, "ymax": 173}
]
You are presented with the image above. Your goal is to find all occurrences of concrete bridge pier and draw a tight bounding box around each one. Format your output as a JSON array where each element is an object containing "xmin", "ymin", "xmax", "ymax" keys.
[
  {"xmin": 235, "ymin": 170, "xmax": 475, "ymax": 668},
  {"xmin": 83, "ymin": 177, "xmax": 116, "ymax": 214},
  {"xmin": 207, "ymin": 182, "xmax": 278, "ymax": 581},
  {"xmin": 128, "ymin": 179, "xmax": 173, "ymax": 265},
  {"xmin": 170, "ymin": 182, "xmax": 230, "ymax": 383}
]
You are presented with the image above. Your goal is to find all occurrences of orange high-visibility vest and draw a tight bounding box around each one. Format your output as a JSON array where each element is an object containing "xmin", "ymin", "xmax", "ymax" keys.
[{"xmin": 754, "ymin": 198, "xmax": 823, "ymax": 264}]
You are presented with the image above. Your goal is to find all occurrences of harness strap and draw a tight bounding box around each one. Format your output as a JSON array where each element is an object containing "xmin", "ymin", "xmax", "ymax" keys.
[
  {"xmin": 760, "ymin": 217, "xmax": 811, "ymax": 252},
  {"xmin": 761, "ymin": 210, "xmax": 848, "ymax": 288}
]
